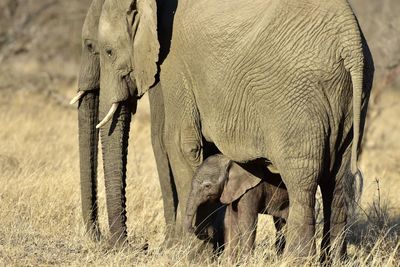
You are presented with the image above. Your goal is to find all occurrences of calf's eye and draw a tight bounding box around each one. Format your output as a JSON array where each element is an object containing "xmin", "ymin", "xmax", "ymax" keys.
[{"xmin": 204, "ymin": 183, "xmax": 211, "ymax": 190}]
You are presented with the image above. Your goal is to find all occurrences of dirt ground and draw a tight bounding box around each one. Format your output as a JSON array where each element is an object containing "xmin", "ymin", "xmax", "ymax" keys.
[{"xmin": 0, "ymin": 0, "xmax": 399, "ymax": 266}]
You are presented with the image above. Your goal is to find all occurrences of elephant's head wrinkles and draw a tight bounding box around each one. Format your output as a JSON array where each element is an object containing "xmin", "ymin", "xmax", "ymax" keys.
[
  {"xmin": 78, "ymin": 0, "xmax": 104, "ymax": 93},
  {"xmin": 98, "ymin": 0, "xmax": 159, "ymax": 108}
]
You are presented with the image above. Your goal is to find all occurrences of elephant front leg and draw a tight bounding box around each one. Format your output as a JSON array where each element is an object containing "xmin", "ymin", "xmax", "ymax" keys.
[
  {"xmin": 164, "ymin": 121, "xmax": 203, "ymax": 235},
  {"xmin": 148, "ymin": 87, "xmax": 178, "ymax": 246},
  {"xmin": 223, "ymin": 204, "xmax": 240, "ymax": 262},
  {"xmin": 163, "ymin": 93, "xmax": 204, "ymax": 238},
  {"xmin": 236, "ymin": 191, "xmax": 259, "ymax": 258}
]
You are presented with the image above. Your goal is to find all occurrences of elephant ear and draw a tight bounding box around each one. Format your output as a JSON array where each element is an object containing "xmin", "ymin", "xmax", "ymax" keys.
[
  {"xmin": 220, "ymin": 162, "xmax": 262, "ymax": 204},
  {"xmin": 130, "ymin": 0, "xmax": 159, "ymax": 97}
]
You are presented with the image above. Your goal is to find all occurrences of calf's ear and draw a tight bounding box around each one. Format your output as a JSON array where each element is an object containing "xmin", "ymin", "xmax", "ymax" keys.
[{"xmin": 220, "ymin": 162, "xmax": 262, "ymax": 204}]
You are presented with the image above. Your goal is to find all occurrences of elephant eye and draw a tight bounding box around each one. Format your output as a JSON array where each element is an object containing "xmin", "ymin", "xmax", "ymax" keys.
[
  {"xmin": 105, "ymin": 48, "xmax": 113, "ymax": 57},
  {"xmin": 203, "ymin": 183, "xmax": 212, "ymax": 190},
  {"xmin": 87, "ymin": 44, "xmax": 94, "ymax": 53},
  {"xmin": 84, "ymin": 40, "xmax": 96, "ymax": 54}
]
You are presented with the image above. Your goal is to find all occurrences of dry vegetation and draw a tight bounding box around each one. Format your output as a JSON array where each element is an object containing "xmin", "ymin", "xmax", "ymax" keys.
[{"xmin": 0, "ymin": 0, "xmax": 399, "ymax": 266}]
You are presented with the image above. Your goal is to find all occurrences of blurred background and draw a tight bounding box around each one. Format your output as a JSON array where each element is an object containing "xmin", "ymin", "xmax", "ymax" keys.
[
  {"xmin": 0, "ymin": 0, "xmax": 399, "ymax": 95},
  {"xmin": 0, "ymin": 0, "xmax": 398, "ymax": 265}
]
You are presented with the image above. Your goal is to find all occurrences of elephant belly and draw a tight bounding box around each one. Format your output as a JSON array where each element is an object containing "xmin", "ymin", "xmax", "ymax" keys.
[{"xmin": 200, "ymin": 107, "xmax": 267, "ymax": 163}]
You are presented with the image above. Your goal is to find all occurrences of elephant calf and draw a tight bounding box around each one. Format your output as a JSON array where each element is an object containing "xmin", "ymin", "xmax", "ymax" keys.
[{"xmin": 185, "ymin": 154, "xmax": 289, "ymax": 259}]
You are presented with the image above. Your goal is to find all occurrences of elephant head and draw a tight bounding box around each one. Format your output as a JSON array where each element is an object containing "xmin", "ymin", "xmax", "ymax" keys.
[
  {"xmin": 92, "ymin": 0, "xmax": 159, "ymax": 245},
  {"xmin": 70, "ymin": 0, "xmax": 105, "ymax": 242},
  {"xmin": 185, "ymin": 155, "xmax": 262, "ymax": 233},
  {"xmin": 97, "ymin": 0, "xmax": 159, "ymax": 127}
]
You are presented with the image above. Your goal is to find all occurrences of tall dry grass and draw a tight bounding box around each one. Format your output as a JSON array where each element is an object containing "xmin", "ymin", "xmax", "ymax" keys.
[{"xmin": 0, "ymin": 88, "xmax": 399, "ymax": 266}]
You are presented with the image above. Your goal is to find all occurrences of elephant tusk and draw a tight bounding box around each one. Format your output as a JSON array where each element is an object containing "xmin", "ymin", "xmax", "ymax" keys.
[
  {"xmin": 69, "ymin": 91, "xmax": 86, "ymax": 105},
  {"xmin": 96, "ymin": 103, "xmax": 119, "ymax": 129}
]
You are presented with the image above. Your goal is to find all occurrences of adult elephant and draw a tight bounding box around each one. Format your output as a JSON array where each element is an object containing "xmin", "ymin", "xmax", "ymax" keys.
[
  {"xmin": 96, "ymin": 0, "xmax": 373, "ymax": 259},
  {"xmin": 71, "ymin": 0, "xmax": 180, "ymax": 246},
  {"xmin": 70, "ymin": 0, "xmax": 104, "ymax": 242}
]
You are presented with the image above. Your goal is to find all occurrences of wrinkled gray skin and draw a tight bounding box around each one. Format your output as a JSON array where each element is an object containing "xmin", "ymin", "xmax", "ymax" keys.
[
  {"xmin": 77, "ymin": 0, "xmax": 104, "ymax": 242},
  {"xmin": 96, "ymin": 0, "xmax": 222, "ymax": 248},
  {"xmin": 185, "ymin": 154, "xmax": 289, "ymax": 259},
  {"xmin": 77, "ymin": 0, "xmax": 178, "ymax": 246},
  {"xmin": 97, "ymin": 0, "xmax": 373, "ymax": 258}
]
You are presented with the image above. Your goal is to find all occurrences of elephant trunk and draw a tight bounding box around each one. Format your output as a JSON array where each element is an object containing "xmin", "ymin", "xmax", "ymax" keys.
[
  {"xmin": 185, "ymin": 186, "xmax": 202, "ymax": 234},
  {"xmin": 99, "ymin": 97, "xmax": 136, "ymax": 246},
  {"xmin": 78, "ymin": 90, "xmax": 101, "ymax": 241}
]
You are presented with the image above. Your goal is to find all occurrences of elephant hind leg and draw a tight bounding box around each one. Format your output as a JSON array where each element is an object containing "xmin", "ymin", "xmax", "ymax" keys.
[
  {"xmin": 320, "ymin": 179, "xmax": 334, "ymax": 263},
  {"xmin": 277, "ymin": 150, "xmax": 323, "ymax": 257},
  {"xmin": 283, "ymin": 178, "xmax": 318, "ymax": 257},
  {"xmin": 320, "ymin": 149, "xmax": 352, "ymax": 263},
  {"xmin": 273, "ymin": 216, "xmax": 286, "ymax": 255}
]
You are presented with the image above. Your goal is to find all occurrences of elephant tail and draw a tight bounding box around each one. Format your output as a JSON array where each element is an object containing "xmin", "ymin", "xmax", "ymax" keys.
[
  {"xmin": 349, "ymin": 65, "xmax": 363, "ymax": 178},
  {"xmin": 342, "ymin": 30, "xmax": 374, "ymax": 209},
  {"xmin": 340, "ymin": 3, "xmax": 374, "ymax": 211},
  {"xmin": 344, "ymin": 61, "xmax": 364, "ymax": 211},
  {"xmin": 341, "ymin": 27, "xmax": 366, "ymax": 208}
]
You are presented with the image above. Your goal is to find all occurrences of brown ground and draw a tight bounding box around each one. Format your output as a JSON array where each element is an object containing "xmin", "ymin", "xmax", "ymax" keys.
[{"xmin": 0, "ymin": 0, "xmax": 399, "ymax": 265}]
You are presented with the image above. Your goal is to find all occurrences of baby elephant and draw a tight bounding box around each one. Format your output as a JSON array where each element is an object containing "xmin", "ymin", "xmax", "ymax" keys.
[{"xmin": 185, "ymin": 154, "xmax": 289, "ymax": 259}]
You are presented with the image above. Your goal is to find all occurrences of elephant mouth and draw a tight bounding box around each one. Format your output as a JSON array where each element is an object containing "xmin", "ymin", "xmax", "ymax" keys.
[
  {"xmin": 123, "ymin": 72, "xmax": 137, "ymax": 97},
  {"xmin": 207, "ymin": 194, "xmax": 220, "ymax": 202},
  {"xmin": 95, "ymin": 73, "xmax": 135, "ymax": 129}
]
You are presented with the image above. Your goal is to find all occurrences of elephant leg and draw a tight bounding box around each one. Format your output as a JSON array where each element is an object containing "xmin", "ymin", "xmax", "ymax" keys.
[
  {"xmin": 162, "ymin": 78, "xmax": 221, "ymax": 250},
  {"xmin": 320, "ymin": 178, "xmax": 334, "ymax": 263},
  {"xmin": 320, "ymin": 150, "xmax": 351, "ymax": 262},
  {"xmin": 164, "ymin": 130, "xmax": 202, "ymax": 236},
  {"xmin": 284, "ymin": 182, "xmax": 317, "ymax": 257},
  {"xmin": 273, "ymin": 216, "xmax": 286, "ymax": 255},
  {"xmin": 164, "ymin": 88, "xmax": 203, "ymax": 235},
  {"xmin": 78, "ymin": 90, "xmax": 101, "ymax": 241},
  {"xmin": 329, "ymin": 178, "xmax": 348, "ymax": 260},
  {"xmin": 275, "ymin": 118, "xmax": 325, "ymax": 257},
  {"xmin": 148, "ymin": 87, "xmax": 178, "ymax": 245},
  {"xmin": 280, "ymin": 155, "xmax": 321, "ymax": 258},
  {"xmin": 237, "ymin": 196, "xmax": 260, "ymax": 256},
  {"xmin": 224, "ymin": 204, "xmax": 240, "ymax": 261}
]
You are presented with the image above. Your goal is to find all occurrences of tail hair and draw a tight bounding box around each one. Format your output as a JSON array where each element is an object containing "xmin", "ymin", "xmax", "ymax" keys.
[{"xmin": 344, "ymin": 167, "xmax": 364, "ymax": 215}]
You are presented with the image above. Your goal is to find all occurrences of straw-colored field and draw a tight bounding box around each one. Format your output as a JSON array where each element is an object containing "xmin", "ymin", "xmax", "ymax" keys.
[
  {"xmin": 0, "ymin": 84, "xmax": 399, "ymax": 266},
  {"xmin": 0, "ymin": 0, "xmax": 399, "ymax": 265}
]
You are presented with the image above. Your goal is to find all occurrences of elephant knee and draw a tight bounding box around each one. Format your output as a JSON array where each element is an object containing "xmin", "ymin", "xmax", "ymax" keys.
[
  {"xmin": 164, "ymin": 126, "xmax": 202, "ymax": 167},
  {"xmin": 181, "ymin": 141, "xmax": 202, "ymax": 166}
]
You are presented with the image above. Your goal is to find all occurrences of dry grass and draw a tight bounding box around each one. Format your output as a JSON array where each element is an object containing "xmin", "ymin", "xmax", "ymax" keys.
[
  {"xmin": 0, "ymin": 0, "xmax": 399, "ymax": 265},
  {"xmin": 0, "ymin": 87, "xmax": 399, "ymax": 266}
]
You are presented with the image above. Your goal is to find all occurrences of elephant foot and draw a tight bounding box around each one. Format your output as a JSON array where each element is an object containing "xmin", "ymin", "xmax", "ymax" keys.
[
  {"xmin": 87, "ymin": 226, "xmax": 102, "ymax": 242},
  {"xmin": 106, "ymin": 232, "xmax": 128, "ymax": 250},
  {"xmin": 103, "ymin": 236, "xmax": 149, "ymax": 253},
  {"xmin": 187, "ymin": 238, "xmax": 216, "ymax": 263},
  {"xmin": 159, "ymin": 226, "xmax": 178, "ymax": 250},
  {"xmin": 160, "ymin": 236, "xmax": 176, "ymax": 251}
]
